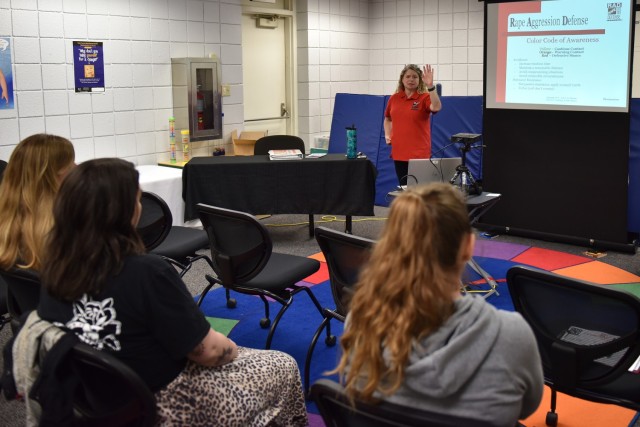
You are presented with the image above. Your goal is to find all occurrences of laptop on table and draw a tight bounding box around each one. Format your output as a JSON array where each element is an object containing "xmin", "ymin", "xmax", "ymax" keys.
[{"xmin": 406, "ymin": 157, "xmax": 461, "ymax": 187}]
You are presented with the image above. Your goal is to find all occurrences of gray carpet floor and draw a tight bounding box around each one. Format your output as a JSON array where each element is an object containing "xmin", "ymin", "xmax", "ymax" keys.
[{"xmin": 1, "ymin": 207, "xmax": 639, "ymax": 426}]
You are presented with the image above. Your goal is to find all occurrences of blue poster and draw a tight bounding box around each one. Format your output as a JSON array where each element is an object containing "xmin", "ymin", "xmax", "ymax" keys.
[
  {"xmin": 73, "ymin": 41, "xmax": 105, "ymax": 92},
  {"xmin": 0, "ymin": 36, "xmax": 14, "ymax": 109}
]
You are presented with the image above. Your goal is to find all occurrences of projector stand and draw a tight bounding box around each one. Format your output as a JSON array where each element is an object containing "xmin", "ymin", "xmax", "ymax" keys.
[
  {"xmin": 461, "ymin": 192, "xmax": 502, "ymax": 299},
  {"xmin": 449, "ymin": 141, "xmax": 480, "ymax": 196}
]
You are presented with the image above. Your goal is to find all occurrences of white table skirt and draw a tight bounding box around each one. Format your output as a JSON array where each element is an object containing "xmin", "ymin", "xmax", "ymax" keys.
[{"xmin": 136, "ymin": 165, "xmax": 185, "ymax": 226}]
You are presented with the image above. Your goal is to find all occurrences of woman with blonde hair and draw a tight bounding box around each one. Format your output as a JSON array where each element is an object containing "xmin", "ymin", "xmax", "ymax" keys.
[
  {"xmin": 334, "ymin": 183, "xmax": 543, "ymax": 426},
  {"xmin": 384, "ymin": 64, "xmax": 442, "ymax": 186},
  {"xmin": 0, "ymin": 134, "xmax": 75, "ymax": 271}
]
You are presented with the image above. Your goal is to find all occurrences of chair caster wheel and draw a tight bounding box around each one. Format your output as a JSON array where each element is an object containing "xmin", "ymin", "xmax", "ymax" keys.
[
  {"xmin": 226, "ymin": 298, "xmax": 237, "ymax": 308},
  {"xmin": 545, "ymin": 411, "xmax": 558, "ymax": 427},
  {"xmin": 260, "ymin": 318, "xmax": 271, "ymax": 328},
  {"xmin": 325, "ymin": 335, "xmax": 337, "ymax": 346}
]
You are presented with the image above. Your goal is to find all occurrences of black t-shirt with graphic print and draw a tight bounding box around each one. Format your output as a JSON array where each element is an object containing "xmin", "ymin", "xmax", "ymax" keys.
[{"xmin": 38, "ymin": 254, "xmax": 211, "ymax": 392}]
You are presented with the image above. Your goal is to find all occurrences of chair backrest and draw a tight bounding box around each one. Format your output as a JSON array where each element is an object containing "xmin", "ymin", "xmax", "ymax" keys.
[
  {"xmin": 507, "ymin": 265, "xmax": 640, "ymax": 392},
  {"xmin": 314, "ymin": 226, "xmax": 374, "ymax": 316},
  {"xmin": 196, "ymin": 203, "xmax": 272, "ymax": 285},
  {"xmin": 0, "ymin": 268, "xmax": 41, "ymax": 320},
  {"xmin": 0, "ymin": 274, "xmax": 8, "ymax": 319},
  {"xmin": 0, "ymin": 159, "xmax": 7, "ymax": 183},
  {"xmin": 138, "ymin": 191, "xmax": 172, "ymax": 251},
  {"xmin": 70, "ymin": 342, "xmax": 156, "ymax": 426},
  {"xmin": 253, "ymin": 135, "xmax": 305, "ymax": 155},
  {"xmin": 310, "ymin": 379, "xmax": 497, "ymax": 427}
]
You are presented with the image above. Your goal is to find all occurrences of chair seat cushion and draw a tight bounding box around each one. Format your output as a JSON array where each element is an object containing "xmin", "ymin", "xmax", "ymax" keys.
[
  {"xmin": 150, "ymin": 227, "xmax": 209, "ymax": 261},
  {"xmin": 244, "ymin": 253, "xmax": 320, "ymax": 292},
  {"xmin": 570, "ymin": 371, "xmax": 640, "ymax": 409}
]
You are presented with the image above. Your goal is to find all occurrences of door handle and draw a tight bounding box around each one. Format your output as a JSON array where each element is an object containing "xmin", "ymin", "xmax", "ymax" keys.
[
  {"xmin": 244, "ymin": 103, "xmax": 291, "ymax": 122},
  {"xmin": 280, "ymin": 103, "xmax": 290, "ymax": 118}
]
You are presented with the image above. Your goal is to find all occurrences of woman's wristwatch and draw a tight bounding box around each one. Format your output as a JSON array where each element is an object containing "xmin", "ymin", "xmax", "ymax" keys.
[{"xmin": 427, "ymin": 86, "xmax": 436, "ymax": 92}]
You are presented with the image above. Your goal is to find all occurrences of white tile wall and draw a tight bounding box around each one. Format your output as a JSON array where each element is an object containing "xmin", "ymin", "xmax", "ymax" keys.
[
  {"xmin": 0, "ymin": 0, "xmax": 238, "ymax": 163},
  {"xmin": 4, "ymin": 0, "xmax": 636, "ymax": 162}
]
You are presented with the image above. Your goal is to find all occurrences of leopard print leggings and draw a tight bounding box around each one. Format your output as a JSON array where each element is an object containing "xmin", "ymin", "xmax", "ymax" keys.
[{"xmin": 154, "ymin": 347, "xmax": 308, "ymax": 426}]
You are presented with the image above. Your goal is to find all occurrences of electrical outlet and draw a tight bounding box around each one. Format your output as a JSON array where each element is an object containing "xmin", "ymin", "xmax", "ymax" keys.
[{"xmin": 222, "ymin": 84, "xmax": 231, "ymax": 97}]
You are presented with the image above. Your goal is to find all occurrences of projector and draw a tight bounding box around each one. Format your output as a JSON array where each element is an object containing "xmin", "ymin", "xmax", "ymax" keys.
[{"xmin": 450, "ymin": 133, "xmax": 481, "ymax": 144}]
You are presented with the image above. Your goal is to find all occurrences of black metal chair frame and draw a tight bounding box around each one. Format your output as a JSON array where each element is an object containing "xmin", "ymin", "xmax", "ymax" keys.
[
  {"xmin": 139, "ymin": 191, "xmax": 214, "ymax": 278},
  {"xmin": 304, "ymin": 226, "xmax": 374, "ymax": 395},
  {"xmin": 310, "ymin": 378, "xmax": 499, "ymax": 427},
  {"xmin": 70, "ymin": 342, "xmax": 157, "ymax": 426},
  {"xmin": 196, "ymin": 203, "xmax": 326, "ymax": 349},
  {"xmin": 507, "ymin": 265, "xmax": 640, "ymax": 427}
]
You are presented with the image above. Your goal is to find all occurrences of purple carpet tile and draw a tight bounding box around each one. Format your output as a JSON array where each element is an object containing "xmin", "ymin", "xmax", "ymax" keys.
[
  {"xmin": 308, "ymin": 413, "xmax": 325, "ymax": 427},
  {"xmin": 473, "ymin": 239, "xmax": 529, "ymax": 261}
]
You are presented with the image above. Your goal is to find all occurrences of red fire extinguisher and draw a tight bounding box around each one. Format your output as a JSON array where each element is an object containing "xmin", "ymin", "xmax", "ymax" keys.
[{"xmin": 196, "ymin": 87, "xmax": 204, "ymax": 130}]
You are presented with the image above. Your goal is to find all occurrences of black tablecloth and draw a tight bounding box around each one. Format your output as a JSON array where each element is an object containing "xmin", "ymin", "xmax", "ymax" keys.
[{"xmin": 182, "ymin": 154, "xmax": 377, "ymax": 221}]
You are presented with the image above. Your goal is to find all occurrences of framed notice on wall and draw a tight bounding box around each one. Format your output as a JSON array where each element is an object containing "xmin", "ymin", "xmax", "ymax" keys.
[
  {"xmin": 0, "ymin": 36, "xmax": 14, "ymax": 109},
  {"xmin": 73, "ymin": 41, "xmax": 105, "ymax": 93}
]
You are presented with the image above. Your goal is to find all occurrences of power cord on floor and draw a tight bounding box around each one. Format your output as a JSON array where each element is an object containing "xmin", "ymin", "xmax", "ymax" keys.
[{"xmin": 264, "ymin": 215, "xmax": 387, "ymax": 228}]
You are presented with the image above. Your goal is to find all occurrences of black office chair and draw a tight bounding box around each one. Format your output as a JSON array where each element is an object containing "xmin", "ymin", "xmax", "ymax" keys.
[
  {"xmin": 0, "ymin": 159, "xmax": 7, "ymax": 183},
  {"xmin": 304, "ymin": 226, "xmax": 374, "ymax": 395},
  {"xmin": 507, "ymin": 265, "xmax": 640, "ymax": 427},
  {"xmin": 196, "ymin": 203, "xmax": 325, "ymax": 349},
  {"xmin": 41, "ymin": 342, "xmax": 156, "ymax": 426},
  {"xmin": 253, "ymin": 134, "xmax": 305, "ymax": 155},
  {"xmin": 138, "ymin": 191, "xmax": 213, "ymax": 278},
  {"xmin": 0, "ymin": 275, "xmax": 10, "ymax": 332},
  {"xmin": 0, "ymin": 267, "xmax": 41, "ymax": 333},
  {"xmin": 310, "ymin": 378, "xmax": 498, "ymax": 427}
]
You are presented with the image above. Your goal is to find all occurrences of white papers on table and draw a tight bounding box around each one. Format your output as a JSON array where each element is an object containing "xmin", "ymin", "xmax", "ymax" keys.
[{"xmin": 268, "ymin": 149, "xmax": 304, "ymax": 160}]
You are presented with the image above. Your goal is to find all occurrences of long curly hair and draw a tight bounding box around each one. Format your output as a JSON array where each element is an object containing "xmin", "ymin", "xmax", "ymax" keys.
[
  {"xmin": 333, "ymin": 183, "xmax": 472, "ymax": 402},
  {"xmin": 0, "ymin": 134, "xmax": 75, "ymax": 271},
  {"xmin": 42, "ymin": 158, "xmax": 145, "ymax": 301},
  {"xmin": 395, "ymin": 64, "xmax": 427, "ymax": 94}
]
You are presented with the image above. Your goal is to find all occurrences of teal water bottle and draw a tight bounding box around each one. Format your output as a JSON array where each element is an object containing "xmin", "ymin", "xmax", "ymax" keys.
[{"xmin": 346, "ymin": 125, "xmax": 357, "ymax": 159}]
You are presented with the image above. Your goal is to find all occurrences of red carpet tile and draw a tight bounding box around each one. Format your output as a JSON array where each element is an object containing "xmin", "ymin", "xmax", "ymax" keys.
[
  {"xmin": 511, "ymin": 247, "xmax": 592, "ymax": 271},
  {"xmin": 553, "ymin": 261, "xmax": 640, "ymax": 285},
  {"xmin": 304, "ymin": 262, "xmax": 329, "ymax": 284}
]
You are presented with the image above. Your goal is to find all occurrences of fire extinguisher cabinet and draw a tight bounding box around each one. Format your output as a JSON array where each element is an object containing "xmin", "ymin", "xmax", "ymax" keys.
[{"xmin": 171, "ymin": 58, "xmax": 223, "ymax": 142}]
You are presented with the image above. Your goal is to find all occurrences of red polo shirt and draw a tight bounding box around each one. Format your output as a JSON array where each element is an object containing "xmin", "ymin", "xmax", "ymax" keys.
[{"xmin": 384, "ymin": 91, "xmax": 435, "ymax": 161}]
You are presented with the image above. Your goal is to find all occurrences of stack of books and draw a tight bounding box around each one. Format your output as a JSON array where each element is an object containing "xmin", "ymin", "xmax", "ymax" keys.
[{"xmin": 268, "ymin": 149, "xmax": 303, "ymax": 160}]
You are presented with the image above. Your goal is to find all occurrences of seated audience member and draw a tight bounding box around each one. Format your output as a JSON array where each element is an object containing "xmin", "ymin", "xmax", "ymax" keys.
[
  {"xmin": 0, "ymin": 134, "xmax": 75, "ymax": 271},
  {"xmin": 37, "ymin": 158, "xmax": 308, "ymax": 426},
  {"xmin": 333, "ymin": 183, "xmax": 543, "ymax": 426}
]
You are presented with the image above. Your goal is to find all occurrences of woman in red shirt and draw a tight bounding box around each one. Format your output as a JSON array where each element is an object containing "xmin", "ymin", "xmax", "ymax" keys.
[{"xmin": 384, "ymin": 64, "xmax": 442, "ymax": 186}]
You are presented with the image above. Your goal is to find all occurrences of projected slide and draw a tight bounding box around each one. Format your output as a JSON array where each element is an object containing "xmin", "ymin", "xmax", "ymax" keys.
[{"xmin": 485, "ymin": 0, "xmax": 633, "ymax": 112}]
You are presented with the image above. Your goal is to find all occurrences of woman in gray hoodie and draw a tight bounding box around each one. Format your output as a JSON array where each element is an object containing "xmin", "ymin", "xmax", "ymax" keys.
[{"xmin": 334, "ymin": 183, "xmax": 543, "ymax": 427}]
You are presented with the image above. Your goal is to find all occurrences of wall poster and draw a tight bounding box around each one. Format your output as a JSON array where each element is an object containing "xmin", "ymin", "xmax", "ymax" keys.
[
  {"xmin": 73, "ymin": 41, "xmax": 105, "ymax": 92},
  {"xmin": 0, "ymin": 36, "xmax": 14, "ymax": 109}
]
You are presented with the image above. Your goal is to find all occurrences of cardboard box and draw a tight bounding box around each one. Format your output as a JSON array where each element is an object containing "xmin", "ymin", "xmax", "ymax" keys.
[{"xmin": 231, "ymin": 130, "xmax": 267, "ymax": 156}]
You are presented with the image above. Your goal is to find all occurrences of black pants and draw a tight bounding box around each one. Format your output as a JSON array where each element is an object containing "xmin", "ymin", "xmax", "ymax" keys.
[{"xmin": 394, "ymin": 160, "xmax": 409, "ymax": 186}]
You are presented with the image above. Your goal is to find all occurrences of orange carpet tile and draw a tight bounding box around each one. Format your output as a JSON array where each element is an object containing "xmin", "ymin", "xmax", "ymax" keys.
[{"xmin": 522, "ymin": 386, "xmax": 636, "ymax": 427}]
